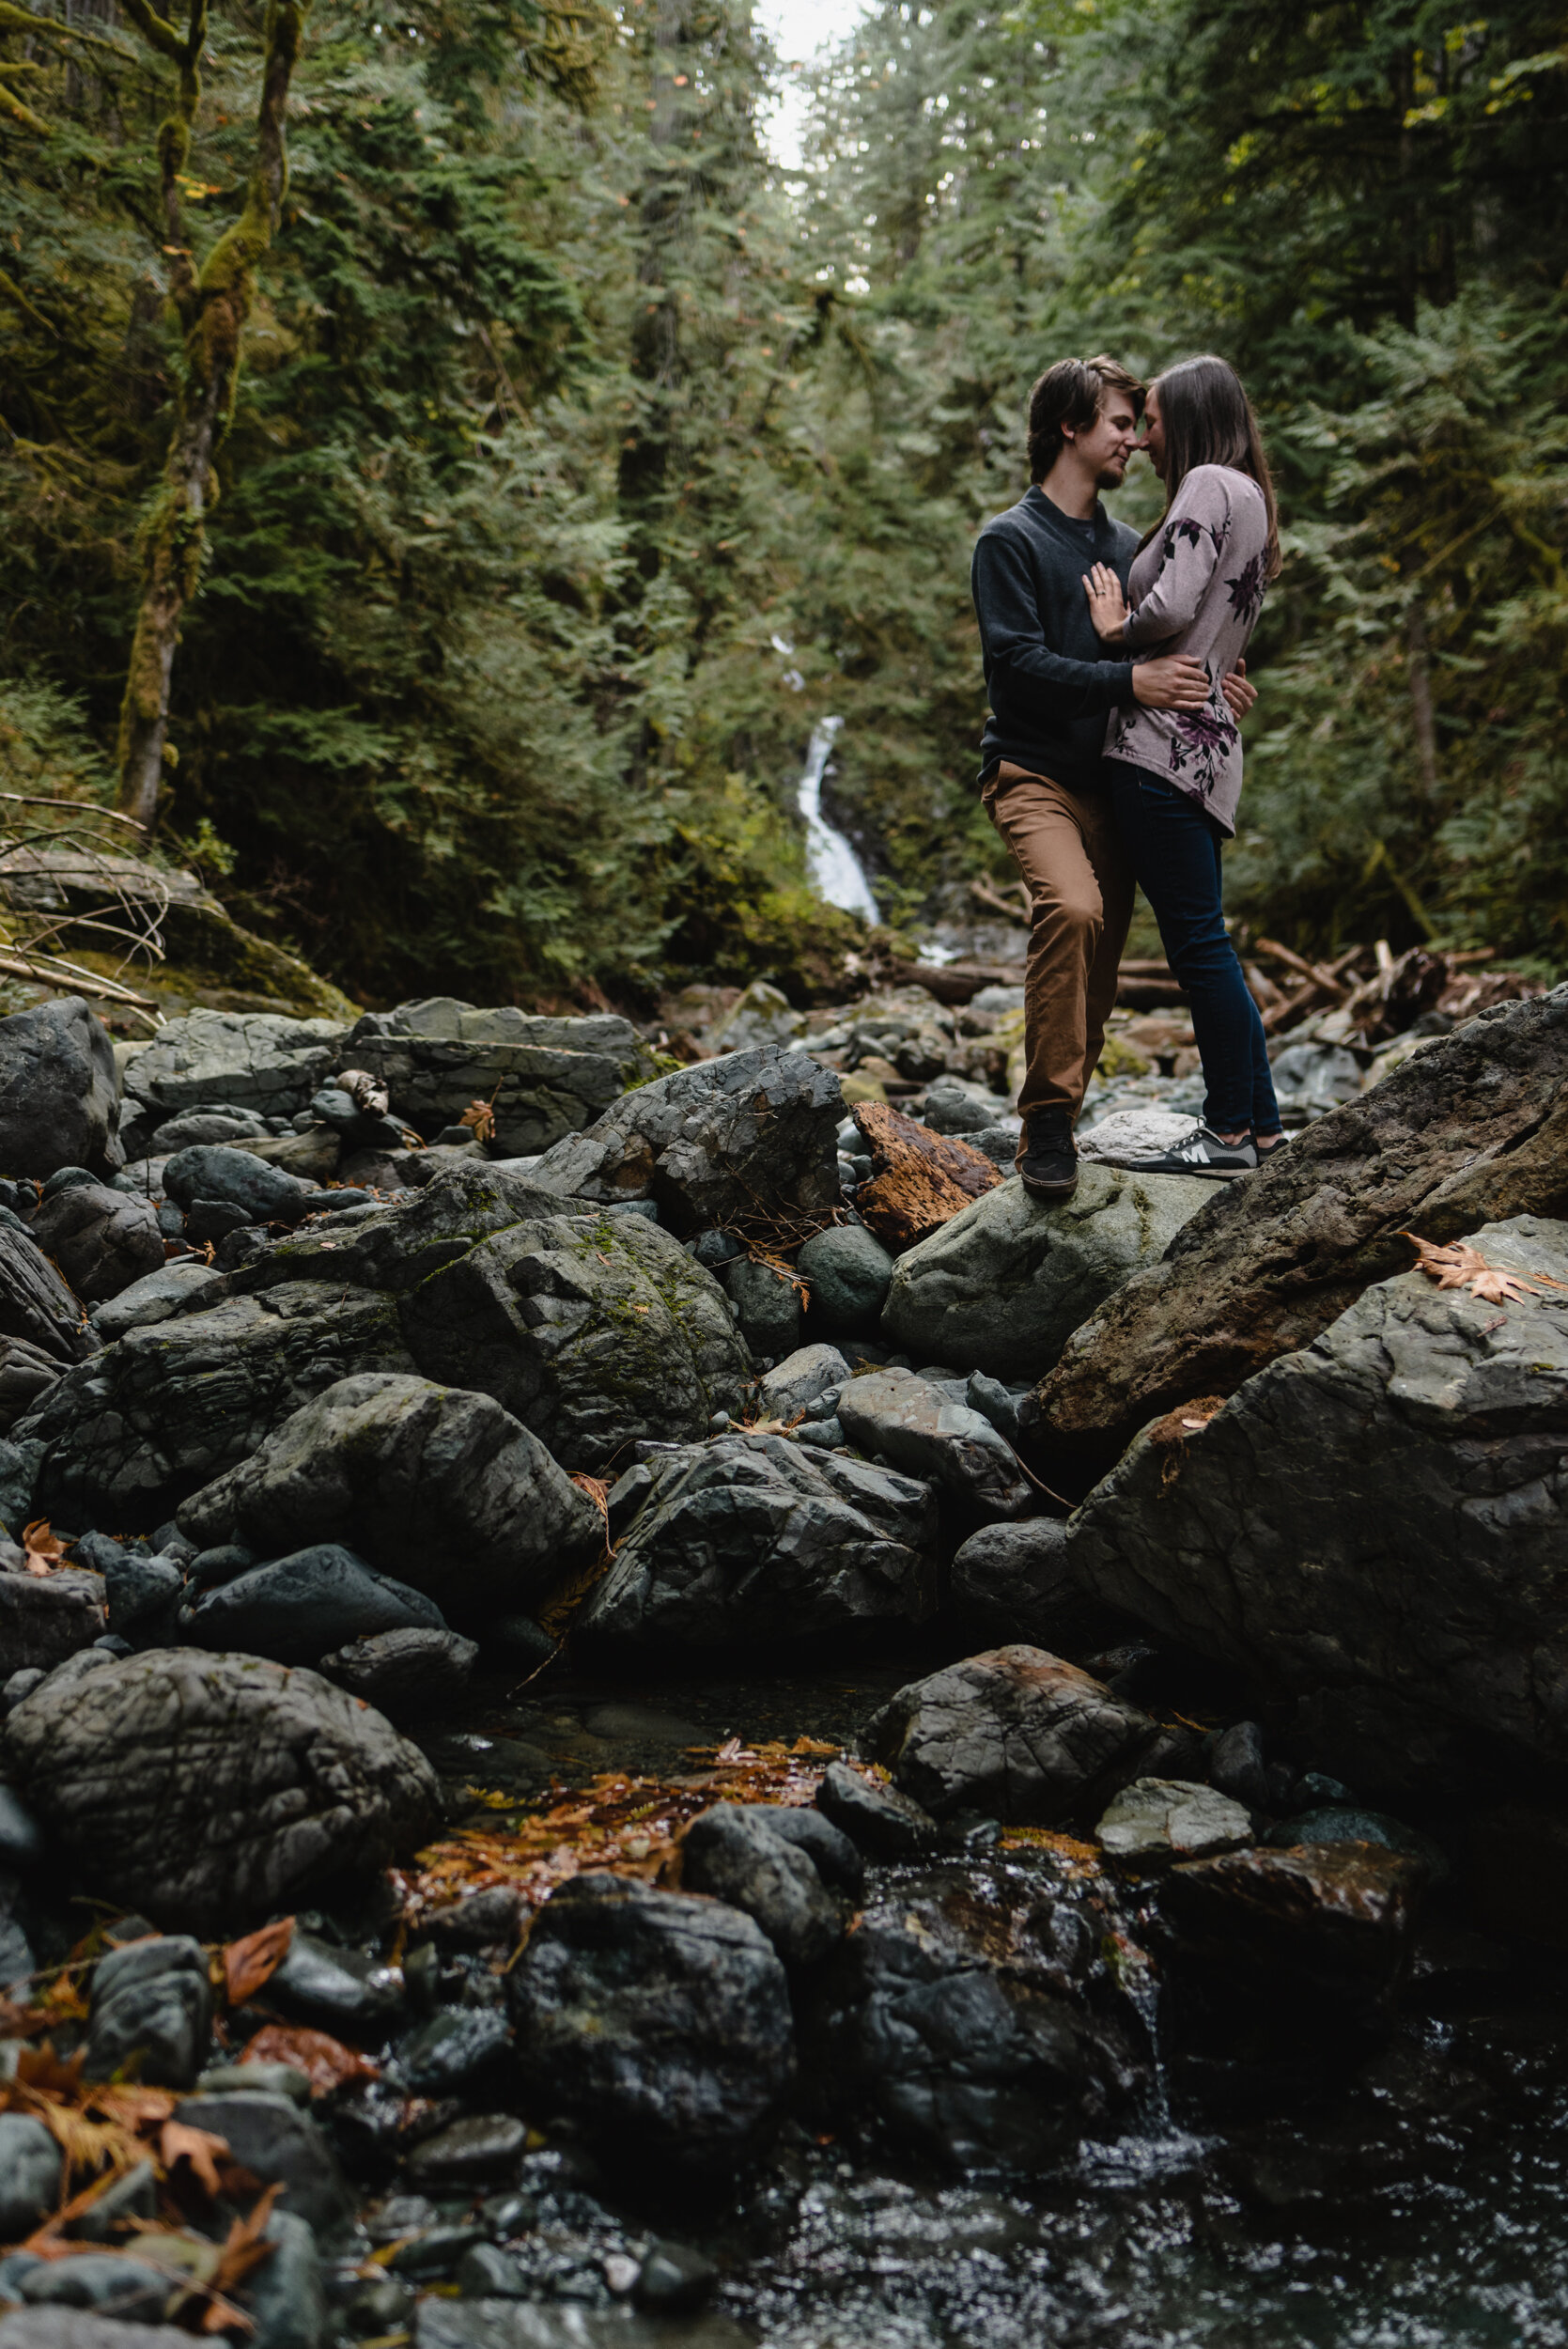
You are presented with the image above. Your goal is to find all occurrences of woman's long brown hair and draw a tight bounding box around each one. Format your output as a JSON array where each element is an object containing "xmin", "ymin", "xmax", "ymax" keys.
[{"xmin": 1144, "ymin": 353, "xmax": 1281, "ymax": 582}]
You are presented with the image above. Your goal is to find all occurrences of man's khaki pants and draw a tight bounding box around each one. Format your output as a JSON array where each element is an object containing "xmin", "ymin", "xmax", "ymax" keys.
[{"xmin": 982, "ymin": 762, "xmax": 1134, "ymax": 1143}]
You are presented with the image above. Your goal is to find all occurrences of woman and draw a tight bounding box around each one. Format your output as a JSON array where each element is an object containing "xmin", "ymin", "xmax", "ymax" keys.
[{"xmin": 1081, "ymin": 353, "xmax": 1283, "ymax": 1178}]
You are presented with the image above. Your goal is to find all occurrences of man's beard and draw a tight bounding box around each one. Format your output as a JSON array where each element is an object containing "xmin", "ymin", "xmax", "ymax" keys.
[{"xmin": 1096, "ymin": 461, "xmax": 1127, "ymax": 490}]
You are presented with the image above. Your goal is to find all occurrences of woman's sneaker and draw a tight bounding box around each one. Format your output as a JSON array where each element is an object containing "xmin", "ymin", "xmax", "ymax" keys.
[
  {"xmin": 1017, "ymin": 1110, "xmax": 1079, "ymax": 1200},
  {"xmin": 1107, "ymin": 1124, "xmax": 1259, "ymax": 1180}
]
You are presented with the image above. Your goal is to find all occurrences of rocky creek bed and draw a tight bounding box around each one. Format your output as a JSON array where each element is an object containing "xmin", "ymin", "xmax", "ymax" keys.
[{"xmin": 0, "ymin": 981, "xmax": 1560, "ymax": 2349}]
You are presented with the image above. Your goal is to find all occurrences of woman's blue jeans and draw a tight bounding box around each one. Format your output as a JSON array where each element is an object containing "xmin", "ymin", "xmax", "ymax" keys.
[{"xmin": 1106, "ymin": 762, "xmax": 1282, "ymax": 1137}]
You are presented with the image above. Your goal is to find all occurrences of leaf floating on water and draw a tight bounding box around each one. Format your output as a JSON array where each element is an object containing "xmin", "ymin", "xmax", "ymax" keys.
[{"xmin": 223, "ymin": 1916, "xmax": 294, "ymax": 2007}]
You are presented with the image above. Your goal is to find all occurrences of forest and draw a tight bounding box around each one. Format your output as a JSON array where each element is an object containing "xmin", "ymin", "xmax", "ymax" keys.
[{"xmin": 2, "ymin": 0, "xmax": 1565, "ymax": 1009}]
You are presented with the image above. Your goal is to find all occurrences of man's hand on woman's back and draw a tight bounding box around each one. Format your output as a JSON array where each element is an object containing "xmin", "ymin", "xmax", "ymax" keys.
[{"xmin": 1131, "ymin": 656, "xmax": 1210, "ymax": 710}]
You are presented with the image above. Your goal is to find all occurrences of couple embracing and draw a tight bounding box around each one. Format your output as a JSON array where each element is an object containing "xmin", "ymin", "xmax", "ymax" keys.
[{"xmin": 971, "ymin": 350, "xmax": 1282, "ymax": 1200}]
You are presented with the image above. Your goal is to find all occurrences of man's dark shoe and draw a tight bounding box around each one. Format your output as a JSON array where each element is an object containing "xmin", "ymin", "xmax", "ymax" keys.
[{"xmin": 1017, "ymin": 1112, "xmax": 1078, "ymax": 1200}]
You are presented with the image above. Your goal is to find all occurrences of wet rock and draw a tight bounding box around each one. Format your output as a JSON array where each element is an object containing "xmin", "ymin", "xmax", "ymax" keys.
[
  {"xmin": 800, "ymin": 1860, "xmax": 1135, "ymax": 2170},
  {"xmin": 396, "ymin": 2009, "xmax": 513, "ymax": 2095},
  {"xmin": 0, "ymin": 2115, "xmax": 62, "ymax": 2239},
  {"xmin": 4, "ymin": 1649, "xmax": 440, "ymax": 1933},
  {"xmin": 316, "ymin": 1626, "xmax": 478, "ymax": 1719},
  {"xmin": 398, "ymin": 1209, "xmax": 751, "ymax": 1474},
  {"xmin": 413, "ymin": 2307, "xmax": 752, "ymax": 2349},
  {"xmin": 745, "ymin": 1804, "xmax": 863, "ymax": 1898},
  {"xmin": 89, "ymin": 1260, "xmax": 225, "ymax": 1342},
  {"xmin": 758, "ymin": 1344, "xmax": 849, "ymax": 1422},
  {"xmin": 423, "ymin": 1887, "xmax": 526, "ymax": 1952},
  {"xmin": 680, "ymin": 1805, "xmax": 846, "ymax": 1967},
  {"xmin": 815, "ymin": 1761, "xmax": 939, "ymax": 1859},
  {"xmin": 171, "ymin": 2089, "xmax": 352, "ymax": 2233},
  {"xmin": 19, "ymin": 1284, "xmax": 415, "ymax": 1530},
  {"xmin": 1094, "ymin": 1778, "xmax": 1252, "ymax": 1870},
  {"xmin": 456, "ymin": 2246, "xmax": 526, "ymax": 2298},
  {"xmin": 509, "ymin": 1873, "xmax": 796, "ymax": 2173},
  {"xmin": 404, "ymin": 2113, "xmax": 527, "ymax": 2188},
  {"xmin": 178, "ymin": 1374, "xmax": 602, "ymax": 1630},
  {"xmin": 1068, "ymin": 1215, "xmax": 1568, "ymax": 1786},
  {"xmin": 27, "ymin": 1185, "xmax": 163, "ymax": 1307},
  {"xmin": 530, "ymin": 1045, "xmax": 842, "ymax": 1237},
  {"xmin": 0, "ymin": 1000, "xmax": 122, "ymax": 1182},
  {"xmin": 718, "ymin": 1257, "xmax": 800, "ymax": 1356},
  {"xmin": 574, "ymin": 1433, "xmax": 938, "ymax": 1655},
  {"xmin": 797, "ymin": 1226, "xmax": 894, "ymax": 1335},
  {"xmin": 836, "ymin": 1368, "xmax": 1032, "ymax": 1520},
  {"xmin": 1265, "ymin": 1805, "xmax": 1448, "ymax": 1881},
  {"xmin": 867, "ymin": 1647, "xmax": 1168, "ymax": 1825},
  {"xmin": 85, "ymin": 1934, "xmax": 211, "ymax": 2088},
  {"xmin": 0, "ymin": 1222, "xmax": 99, "ymax": 1368},
  {"xmin": 0, "ymin": 2318, "xmax": 195, "ymax": 2349},
  {"xmin": 243, "ymin": 2208, "xmax": 325, "ymax": 2349},
  {"xmin": 1036, "ymin": 987, "xmax": 1568, "ymax": 1479},
  {"xmin": 163, "ymin": 1145, "xmax": 310, "ymax": 1228},
  {"xmin": 340, "ymin": 1000, "xmax": 650, "ymax": 1158},
  {"xmin": 949, "ymin": 1517, "xmax": 1079, "ymax": 1645},
  {"xmin": 18, "ymin": 2254, "xmax": 173, "ymax": 2321},
  {"xmin": 1164, "ymin": 1843, "xmax": 1426, "ymax": 2011},
  {"xmin": 635, "ymin": 2243, "xmax": 717, "ymax": 2315},
  {"xmin": 0, "ymin": 1339, "xmax": 61, "ymax": 1433},
  {"xmin": 102, "ymin": 1550, "xmax": 184, "ymax": 1641},
  {"xmin": 1206, "ymin": 1719, "xmax": 1270, "ymax": 1812},
  {"xmin": 123, "ymin": 1012, "xmax": 349, "ymax": 1125},
  {"xmin": 269, "ymin": 1931, "xmax": 405, "ymax": 2034},
  {"xmin": 183, "ymin": 1544, "xmax": 446, "ymax": 1666},
  {"xmin": 0, "ymin": 1570, "xmax": 105, "ymax": 1672},
  {"xmin": 883, "ymin": 1165, "xmax": 1207, "ymax": 1385}
]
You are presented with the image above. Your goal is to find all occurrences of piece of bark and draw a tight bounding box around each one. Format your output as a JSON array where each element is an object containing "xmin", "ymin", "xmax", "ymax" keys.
[{"xmin": 851, "ymin": 1103, "xmax": 1002, "ymax": 1250}]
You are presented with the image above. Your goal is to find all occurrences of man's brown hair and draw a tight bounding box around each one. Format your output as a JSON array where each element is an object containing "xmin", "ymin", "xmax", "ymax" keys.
[{"xmin": 1026, "ymin": 353, "xmax": 1143, "ymax": 482}]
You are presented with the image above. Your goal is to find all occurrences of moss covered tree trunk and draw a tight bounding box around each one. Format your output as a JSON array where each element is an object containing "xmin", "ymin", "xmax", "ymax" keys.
[{"xmin": 116, "ymin": 0, "xmax": 310, "ymax": 833}]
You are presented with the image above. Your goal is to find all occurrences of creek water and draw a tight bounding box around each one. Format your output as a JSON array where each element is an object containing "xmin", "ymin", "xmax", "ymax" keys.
[
  {"xmin": 798, "ymin": 720, "xmax": 880, "ymax": 924},
  {"xmin": 421, "ymin": 1662, "xmax": 1568, "ymax": 2349}
]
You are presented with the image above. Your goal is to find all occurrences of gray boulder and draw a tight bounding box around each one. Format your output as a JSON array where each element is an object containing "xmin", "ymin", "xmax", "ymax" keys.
[
  {"xmin": 339, "ymin": 999, "xmax": 652, "ymax": 1157},
  {"xmin": 28, "ymin": 1183, "xmax": 163, "ymax": 1304},
  {"xmin": 19, "ymin": 1283, "xmax": 414, "ymax": 1530},
  {"xmin": 531, "ymin": 1046, "xmax": 842, "ymax": 1237},
  {"xmin": 797, "ymin": 1225, "xmax": 894, "ymax": 1335},
  {"xmin": 0, "ymin": 1338, "xmax": 61, "ymax": 1432},
  {"xmin": 867, "ymin": 1645, "xmax": 1170, "ymax": 1824},
  {"xmin": 949, "ymin": 1517, "xmax": 1079, "ymax": 1645},
  {"xmin": 881, "ymin": 1165, "xmax": 1208, "ymax": 1383},
  {"xmin": 85, "ymin": 1934, "xmax": 211, "ymax": 2088},
  {"xmin": 0, "ymin": 1221, "xmax": 99, "ymax": 1366},
  {"xmin": 399, "ymin": 1209, "xmax": 750, "ymax": 1472},
  {"xmin": 0, "ymin": 1569, "xmax": 105, "ymax": 1672},
  {"xmin": 147, "ymin": 1106, "xmax": 270, "ymax": 1151},
  {"xmin": 226, "ymin": 1160, "xmax": 566, "ymax": 1301},
  {"xmin": 169, "ymin": 2089, "xmax": 352, "ymax": 2234},
  {"xmin": 182, "ymin": 1544, "xmax": 447, "ymax": 1665},
  {"xmin": 0, "ymin": 2115, "xmax": 62, "ymax": 2240},
  {"xmin": 1094, "ymin": 1778, "xmax": 1253, "ymax": 1870},
  {"xmin": 163, "ymin": 1145, "xmax": 310, "ymax": 1227},
  {"xmin": 509, "ymin": 1873, "xmax": 796, "ymax": 2172},
  {"xmin": 680, "ymin": 1805, "xmax": 846, "ymax": 1967},
  {"xmin": 1163, "ymin": 1842, "xmax": 1426, "ymax": 2011},
  {"xmin": 122, "ymin": 1012, "xmax": 349, "ymax": 1122},
  {"xmin": 815, "ymin": 1760, "xmax": 939, "ymax": 1860},
  {"xmin": 3, "ymin": 1648, "xmax": 440, "ymax": 1932},
  {"xmin": 89, "ymin": 1259, "xmax": 224, "ymax": 1340},
  {"xmin": 758, "ymin": 1343, "xmax": 849, "ymax": 1421},
  {"xmin": 177, "ymin": 1374, "xmax": 603, "ymax": 1630},
  {"xmin": 719, "ymin": 1256, "xmax": 800, "ymax": 1356},
  {"xmin": 575, "ymin": 1432, "xmax": 938, "ymax": 1654},
  {"xmin": 0, "ymin": 1001, "xmax": 121, "ymax": 1181},
  {"xmin": 0, "ymin": 2319, "xmax": 194, "ymax": 2349},
  {"xmin": 1067, "ymin": 1214, "xmax": 1568, "ymax": 1792},
  {"xmin": 836, "ymin": 1367, "xmax": 1033, "ymax": 1520},
  {"xmin": 314, "ymin": 1626, "xmax": 478, "ymax": 1720}
]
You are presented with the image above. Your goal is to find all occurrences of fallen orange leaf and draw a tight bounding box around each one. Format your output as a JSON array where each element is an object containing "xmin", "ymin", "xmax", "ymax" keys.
[
  {"xmin": 223, "ymin": 1918, "xmax": 294, "ymax": 2007},
  {"xmin": 240, "ymin": 2025, "xmax": 379, "ymax": 2096},
  {"xmin": 161, "ymin": 2121, "xmax": 229, "ymax": 2197}
]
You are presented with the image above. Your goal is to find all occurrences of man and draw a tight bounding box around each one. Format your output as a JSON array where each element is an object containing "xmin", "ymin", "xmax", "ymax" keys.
[{"xmin": 970, "ymin": 354, "xmax": 1256, "ymax": 1198}]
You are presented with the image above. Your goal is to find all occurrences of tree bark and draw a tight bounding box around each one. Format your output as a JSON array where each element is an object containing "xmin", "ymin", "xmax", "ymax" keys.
[{"xmin": 116, "ymin": 0, "xmax": 311, "ymax": 833}]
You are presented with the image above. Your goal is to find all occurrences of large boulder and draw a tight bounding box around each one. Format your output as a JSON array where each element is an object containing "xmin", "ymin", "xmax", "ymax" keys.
[
  {"xmin": 27, "ymin": 1183, "xmax": 163, "ymax": 1304},
  {"xmin": 19, "ymin": 1284, "xmax": 415, "ymax": 1530},
  {"xmin": 949, "ymin": 1517, "xmax": 1082, "ymax": 1647},
  {"xmin": 881, "ymin": 1166, "xmax": 1208, "ymax": 1383},
  {"xmin": 530, "ymin": 1046, "xmax": 842, "ymax": 1238},
  {"xmin": 0, "ymin": 1221, "xmax": 99, "ymax": 1368},
  {"xmin": 0, "ymin": 1567, "xmax": 105, "ymax": 1672},
  {"xmin": 508, "ymin": 1873, "xmax": 796, "ymax": 2173},
  {"xmin": 182, "ymin": 1543, "xmax": 448, "ymax": 1664},
  {"xmin": 228, "ymin": 1159, "xmax": 567, "ymax": 1299},
  {"xmin": 1034, "ymin": 986, "xmax": 1568, "ymax": 1481},
  {"xmin": 339, "ymin": 999, "xmax": 652, "ymax": 1156},
  {"xmin": 162, "ymin": 1145, "xmax": 310, "ymax": 1227},
  {"xmin": 122, "ymin": 1011, "xmax": 349, "ymax": 1122},
  {"xmin": 835, "ymin": 1367, "xmax": 1033, "ymax": 1520},
  {"xmin": 3, "ymin": 1648, "xmax": 440, "ymax": 1932},
  {"xmin": 1163, "ymin": 1843, "xmax": 1426, "ymax": 2012},
  {"xmin": 575, "ymin": 1432, "xmax": 938, "ymax": 1654},
  {"xmin": 398, "ymin": 1208, "xmax": 750, "ymax": 1471},
  {"xmin": 178, "ymin": 1374, "xmax": 603, "ymax": 1629},
  {"xmin": 867, "ymin": 1646, "xmax": 1174, "ymax": 1824},
  {"xmin": 800, "ymin": 1857, "xmax": 1137, "ymax": 2170},
  {"xmin": 1067, "ymin": 1214, "xmax": 1568, "ymax": 1791},
  {"xmin": 0, "ymin": 1000, "xmax": 121, "ymax": 1181}
]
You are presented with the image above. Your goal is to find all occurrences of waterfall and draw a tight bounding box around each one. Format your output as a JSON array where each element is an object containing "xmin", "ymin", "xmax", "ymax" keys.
[{"xmin": 797, "ymin": 718, "xmax": 879, "ymax": 922}]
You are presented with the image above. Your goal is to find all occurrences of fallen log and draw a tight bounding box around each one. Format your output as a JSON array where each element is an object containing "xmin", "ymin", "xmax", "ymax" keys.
[{"xmin": 851, "ymin": 1102, "xmax": 1001, "ymax": 1250}]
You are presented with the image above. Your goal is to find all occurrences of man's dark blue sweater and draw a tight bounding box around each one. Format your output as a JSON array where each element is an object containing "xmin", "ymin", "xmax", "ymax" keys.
[{"xmin": 970, "ymin": 486, "xmax": 1139, "ymax": 792}]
